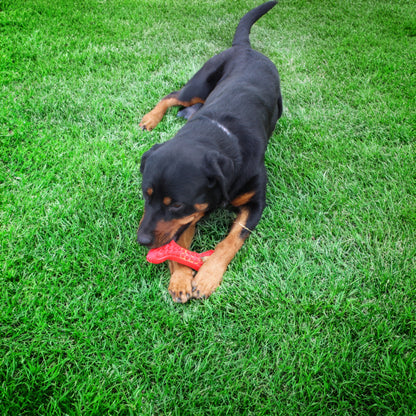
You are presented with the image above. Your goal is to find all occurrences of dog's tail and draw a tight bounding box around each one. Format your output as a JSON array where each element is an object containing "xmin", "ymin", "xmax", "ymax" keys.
[{"xmin": 232, "ymin": 1, "xmax": 277, "ymax": 48}]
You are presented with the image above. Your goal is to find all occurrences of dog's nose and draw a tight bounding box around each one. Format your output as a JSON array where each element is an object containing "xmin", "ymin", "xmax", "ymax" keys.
[{"xmin": 137, "ymin": 232, "xmax": 153, "ymax": 247}]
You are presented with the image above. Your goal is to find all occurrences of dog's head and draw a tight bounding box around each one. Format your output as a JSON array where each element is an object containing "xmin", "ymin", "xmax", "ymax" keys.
[{"xmin": 137, "ymin": 142, "xmax": 234, "ymax": 248}]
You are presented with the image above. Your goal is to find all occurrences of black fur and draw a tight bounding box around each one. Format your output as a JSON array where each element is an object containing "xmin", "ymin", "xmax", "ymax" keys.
[{"xmin": 138, "ymin": 1, "xmax": 282, "ymax": 248}]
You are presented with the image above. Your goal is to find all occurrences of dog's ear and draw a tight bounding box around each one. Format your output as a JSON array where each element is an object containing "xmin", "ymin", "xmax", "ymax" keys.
[
  {"xmin": 140, "ymin": 143, "xmax": 162, "ymax": 174},
  {"xmin": 203, "ymin": 151, "xmax": 234, "ymax": 202}
]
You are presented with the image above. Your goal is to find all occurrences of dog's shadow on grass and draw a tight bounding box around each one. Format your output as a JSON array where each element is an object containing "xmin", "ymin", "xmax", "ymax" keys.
[{"xmin": 191, "ymin": 208, "xmax": 236, "ymax": 253}]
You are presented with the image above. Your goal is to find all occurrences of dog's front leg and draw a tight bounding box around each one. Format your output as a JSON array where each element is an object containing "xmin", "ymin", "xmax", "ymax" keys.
[
  {"xmin": 191, "ymin": 207, "xmax": 253, "ymax": 299},
  {"xmin": 168, "ymin": 224, "xmax": 196, "ymax": 303}
]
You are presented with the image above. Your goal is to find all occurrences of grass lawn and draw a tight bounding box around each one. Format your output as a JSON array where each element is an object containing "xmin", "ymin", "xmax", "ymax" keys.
[{"xmin": 1, "ymin": 0, "xmax": 415, "ymax": 414}]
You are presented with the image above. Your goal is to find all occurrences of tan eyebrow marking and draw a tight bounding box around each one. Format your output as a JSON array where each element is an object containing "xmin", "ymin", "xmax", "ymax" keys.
[
  {"xmin": 163, "ymin": 197, "xmax": 172, "ymax": 206},
  {"xmin": 146, "ymin": 188, "xmax": 154, "ymax": 196}
]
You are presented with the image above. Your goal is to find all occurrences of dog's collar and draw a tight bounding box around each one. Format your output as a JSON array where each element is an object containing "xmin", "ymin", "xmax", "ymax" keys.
[{"xmin": 196, "ymin": 115, "xmax": 237, "ymax": 140}]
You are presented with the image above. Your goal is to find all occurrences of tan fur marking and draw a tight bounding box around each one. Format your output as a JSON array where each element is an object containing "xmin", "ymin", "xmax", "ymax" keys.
[
  {"xmin": 139, "ymin": 208, "xmax": 145, "ymax": 226},
  {"xmin": 231, "ymin": 191, "xmax": 255, "ymax": 207},
  {"xmin": 163, "ymin": 196, "xmax": 172, "ymax": 206},
  {"xmin": 146, "ymin": 188, "xmax": 154, "ymax": 196},
  {"xmin": 153, "ymin": 212, "xmax": 205, "ymax": 248},
  {"xmin": 140, "ymin": 96, "xmax": 205, "ymax": 131},
  {"xmin": 180, "ymin": 97, "xmax": 205, "ymax": 106}
]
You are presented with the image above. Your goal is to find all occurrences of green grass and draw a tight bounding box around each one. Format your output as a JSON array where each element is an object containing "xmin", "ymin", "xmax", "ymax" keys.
[{"xmin": 1, "ymin": 0, "xmax": 415, "ymax": 414}]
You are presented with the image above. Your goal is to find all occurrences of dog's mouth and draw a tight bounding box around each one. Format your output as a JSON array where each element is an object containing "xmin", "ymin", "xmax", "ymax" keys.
[
  {"xmin": 145, "ymin": 211, "xmax": 205, "ymax": 249},
  {"xmin": 173, "ymin": 222, "xmax": 191, "ymax": 243},
  {"xmin": 149, "ymin": 221, "xmax": 192, "ymax": 249}
]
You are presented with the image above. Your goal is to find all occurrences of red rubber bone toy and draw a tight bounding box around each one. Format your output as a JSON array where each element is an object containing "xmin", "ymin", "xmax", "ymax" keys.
[{"xmin": 146, "ymin": 240, "xmax": 214, "ymax": 271}]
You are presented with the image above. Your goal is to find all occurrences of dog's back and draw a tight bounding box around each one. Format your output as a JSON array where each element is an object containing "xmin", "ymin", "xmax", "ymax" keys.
[{"xmin": 176, "ymin": 1, "xmax": 282, "ymax": 147}]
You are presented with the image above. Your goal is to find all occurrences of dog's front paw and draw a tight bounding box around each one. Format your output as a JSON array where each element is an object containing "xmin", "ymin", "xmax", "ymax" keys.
[
  {"xmin": 168, "ymin": 268, "xmax": 194, "ymax": 303},
  {"xmin": 191, "ymin": 261, "xmax": 226, "ymax": 299}
]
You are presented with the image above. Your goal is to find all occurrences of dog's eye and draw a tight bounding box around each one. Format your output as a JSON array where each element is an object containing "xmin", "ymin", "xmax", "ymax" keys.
[{"xmin": 169, "ymin": 202, "xmax": 184, "ymax": 211}]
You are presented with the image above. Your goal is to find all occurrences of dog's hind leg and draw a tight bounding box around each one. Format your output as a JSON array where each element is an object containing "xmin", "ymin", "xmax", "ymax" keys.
[
  {"xmin": 140, "ymin": 91, "xmax": 205, "ymax": 131},
  {"xmin": 177, "ymin": 102, "xmax": 203, "ymax": 120},
  {"xmin": 140, "ymin": 50, "xmax": 230, "ymax": 131}
]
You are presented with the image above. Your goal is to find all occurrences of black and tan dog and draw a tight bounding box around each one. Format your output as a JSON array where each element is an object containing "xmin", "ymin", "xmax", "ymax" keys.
[{"xmin": 138, "ymin": 1, "xmax": 282, "ymax": 302}]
